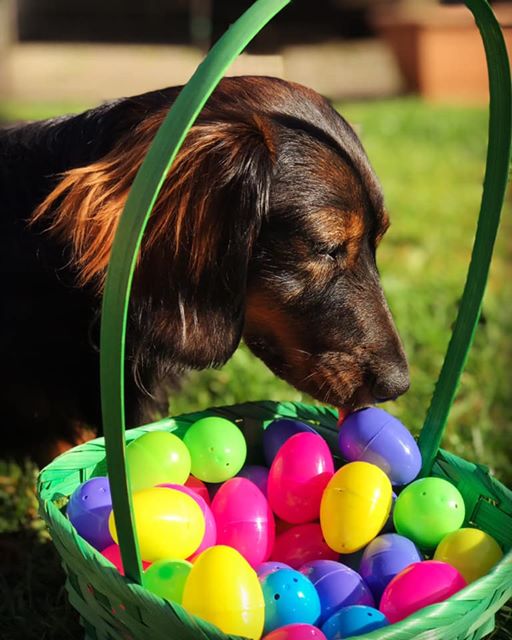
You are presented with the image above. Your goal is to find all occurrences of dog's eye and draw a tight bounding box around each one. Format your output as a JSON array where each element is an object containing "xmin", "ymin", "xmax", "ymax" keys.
[{"xmin": 319, "ymin": 244, "xmax": 347, "ymax": 263}]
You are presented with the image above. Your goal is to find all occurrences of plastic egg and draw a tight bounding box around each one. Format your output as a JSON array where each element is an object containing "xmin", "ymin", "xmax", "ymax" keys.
[
  {"xmin": 142, "ymin": 559, "xmax": 192, "ymax": 603},
  {"xmin": 182, "ymin": 545, "xmax": 265, "ymax": 640},
  {"xmin": 271, "ymin": 523, "xmax": 338, "ymax": 568},
  {"xmin": 299, "ymin": 560, "xmax": 374, "ymax": 624},
  {"xmin": 263, "ymin": 623, "xmax": 327, "ymax": 640},
  {"xmin": 185, "ymin": 475, "xmax": 211, "ymax": 504},
  {"xmin": 237, "ymin": 464, "xmax": 270, "ymax": 496},
  {"xmin": 101, "ymin": 543, "xmax": 151, "ymax": 574},
  {"xmin": 108, "ymin": 487, "xmax": 204, "ymax": 562},
  {"xmin": 263, "ymin": 419, "xmax": 318, "ymax": 466},
  {"xmin": 260, "ymin": 568, "xmax": 321, "ymax": 634},
  {"xmin": 393, "ymin": 477, "xmax": 465, "ymax": 549},
  {"xmin": 183, "ymin": 416, "xmax": 247, "ymax": 482},
  {"xmin": 322, "ymin": 605, "xmax": 389, "ymax": 640},
  {"xmin": 125, "ymin": 431, "xmax": 191, "ymax": 492},
  {"xmin": 379, "ymin": 560, "xmax": 467, "ymax": 623},
  {"xmin": 257, "ymin": 561, "xmax": 292, "ymax": 578},
  {"xmin": 158, "ymin": 482, "xmax": 216, "ymax": 557},
  {"xmin": 320, "ymin": 462, "xmax": 392, "ymax": 553},
  {"xmin": 338, "ymin": 408, "xmax": 421, "ymax": 486},
  {"xmin": 67, "ymin": 477, "xmax": 114, "ymax": 551},
  {"xmin": 268, "ymin": 433, "xmax": 334, "ymax": 524},
  {"xmin": 212, "ymin": 477, "xmax": 275, "ymax": 567},
  {"xmin": 359, "ymin": 533, "xmax": 423, "ymax": 601},
  {"xmin": 338, "ymin": 548, "xmax": 366, "ymax": 573},
  {"xmin": 434, "ymin": 528, "xmax": 503, "ymax": 583}
]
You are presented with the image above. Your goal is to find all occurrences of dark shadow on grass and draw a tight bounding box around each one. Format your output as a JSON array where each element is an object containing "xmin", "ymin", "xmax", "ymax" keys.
[{"xmin": 0, "ymin": 530, "xmax": 82, "ymax": 640}]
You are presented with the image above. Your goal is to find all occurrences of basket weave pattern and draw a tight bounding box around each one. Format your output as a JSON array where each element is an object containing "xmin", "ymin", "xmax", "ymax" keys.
[{"xmin": 38, "ymin": 401, "xmax": 512, "ymax": 640}]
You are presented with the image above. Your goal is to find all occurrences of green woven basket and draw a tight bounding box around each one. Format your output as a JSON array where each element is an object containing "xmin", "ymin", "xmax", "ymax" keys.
[{"xmin": 37, "ymin": 0, "xmax": 512, "ymax": 638}]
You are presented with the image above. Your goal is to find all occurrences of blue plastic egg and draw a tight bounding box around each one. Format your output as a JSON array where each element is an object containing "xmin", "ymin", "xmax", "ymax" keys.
[
  {"xmin": 263, "ymin": 419, "xmax": 317, "ymax": 466},
  {"xmin": 359, "ymin": 533, "xmax": 423, "ymax": 601},
  {"xmin": 260, "ymin": 568, "xmax": 321, "ymax": 634},
  {"xmin": 322, "ymin": 605, "xmax": 389, "ymax": 640},
  {"xmin": 338, "ymin": 408, "xmax": 421, "ymax": 486}
]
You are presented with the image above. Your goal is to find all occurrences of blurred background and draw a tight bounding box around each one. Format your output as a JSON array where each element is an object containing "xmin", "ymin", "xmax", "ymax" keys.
[{"xmin": 0, "ymin": 0, "xmax": 511, "ymax": 638}]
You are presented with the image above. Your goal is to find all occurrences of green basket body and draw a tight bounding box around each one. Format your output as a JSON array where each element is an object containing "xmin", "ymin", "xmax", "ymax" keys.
[
  {"xmin": 38, "ymin": 402, "xmax": 512, "ymax": 640},
  {"xmin": 35, "ymin": 0, "xmax": 512, "ymax": 638}
]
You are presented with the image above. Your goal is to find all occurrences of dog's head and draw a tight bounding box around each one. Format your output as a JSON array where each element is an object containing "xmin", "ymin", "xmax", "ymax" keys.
[{"xmin": 34, "ymin": 76, "xmax": 409, "ymax": 411}]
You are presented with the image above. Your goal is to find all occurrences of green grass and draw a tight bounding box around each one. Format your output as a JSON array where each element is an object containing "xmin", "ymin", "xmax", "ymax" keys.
[{"xmin": 1, "ymin": 98, "xmax": 511, "ymax": 639}]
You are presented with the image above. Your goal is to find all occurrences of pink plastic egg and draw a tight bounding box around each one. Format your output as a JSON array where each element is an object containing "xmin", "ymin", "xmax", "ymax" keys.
[
  {"xmin": 158, "ymin": 483, "xmax": 216, "ymax": 557},
  {"xmin": 185, "ymin": 475, "xmax": 211, "ymax": 505},
  {"xmin": 379, "ymin": 560, "xmax": 467, "ymax": 623},
  {"xmin": 268, "ymin": 433, "xmax": 334, "ymax": 524},
  {"xmin": 263, "ymin": 623, "xmax": 327, "ymax": 639},
  {"xmin": 212, "ymin": 477, "xmax": 275, "ymax": 567},
  {"xmin": 101, "ymin": 544, "xmax": 152, "ymax": 574},
  {"xmin": 271, "ymin": 523, "xmax": 338, "ymax": 569}
]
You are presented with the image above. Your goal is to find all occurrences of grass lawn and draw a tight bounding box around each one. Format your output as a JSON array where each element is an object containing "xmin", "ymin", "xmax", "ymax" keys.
[{"xmin": 1, "ymin": 97, "xmax": 511, "ymax": 639}]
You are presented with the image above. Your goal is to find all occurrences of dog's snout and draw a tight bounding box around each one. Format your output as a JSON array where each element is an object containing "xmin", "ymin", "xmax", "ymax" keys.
[{"xmin": 371, "ymin": 363, "xmax": 410, "ymax": 403}]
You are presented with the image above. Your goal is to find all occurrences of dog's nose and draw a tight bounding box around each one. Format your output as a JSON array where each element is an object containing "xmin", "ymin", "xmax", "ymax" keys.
[{"xmin": 371, "ymin": 366, "xmax": 410, "ymax": 403}]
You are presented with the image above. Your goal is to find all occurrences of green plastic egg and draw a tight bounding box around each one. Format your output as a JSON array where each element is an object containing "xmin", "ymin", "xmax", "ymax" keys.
[
  {"xmin": 126, "ymin": 431, "xmax": 191, "ymax": 492},
  {"xmin": 393, "ymin": 477, "xmax": 465, "ymax": 549},
  {"xmin": 183, "ymin": 417, "xmax": 247, "ymax": 483},
  {"xmin": 142, "ymin": 559, "xmax": 192, "ymax": 603}
]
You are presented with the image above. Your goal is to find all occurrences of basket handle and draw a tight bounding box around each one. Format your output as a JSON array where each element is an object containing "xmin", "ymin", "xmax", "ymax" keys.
[
  {"xmin": 100, "ymin": 0, "xmax": 292, "ymax": 584},
  {"xmin": 417, "ymin": 0, "xmax": 511, "ymax": 476},
  {"xmin": 100, "ymin": 0, "xmax": 510, "ymax": 585}
]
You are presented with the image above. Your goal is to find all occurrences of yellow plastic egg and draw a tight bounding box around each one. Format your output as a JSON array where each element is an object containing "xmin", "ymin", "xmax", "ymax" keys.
[
  {"xmin": 108, "ymin": 487, "xmax": 204, "ymax": 562},
  {"xmin": 434, "ymin": 527, "xmax": 503, "ymax": 583},
  {"xmin": 320, "ymin": 461, "xmax": 392, "ymax": 553},
  {"xmin": 182, "ymin": 545, "xmax": 265, "ymax": 640}
]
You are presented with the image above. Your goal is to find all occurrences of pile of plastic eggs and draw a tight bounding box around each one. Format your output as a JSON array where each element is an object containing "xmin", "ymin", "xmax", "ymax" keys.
[{"xmin": 66, "ymin": 408, "xmax": 504, "ymax": 640}]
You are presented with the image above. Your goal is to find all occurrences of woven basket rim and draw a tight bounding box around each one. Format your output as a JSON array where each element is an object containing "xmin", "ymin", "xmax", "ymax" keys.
[{"xmin": 37, "ymin": 400, "xmax": 512, "ymax": 640}]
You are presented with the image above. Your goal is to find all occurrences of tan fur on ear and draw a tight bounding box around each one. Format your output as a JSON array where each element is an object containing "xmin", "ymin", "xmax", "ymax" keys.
[
  {"xmin": 32, "ymin": 108, "xmax": 274, "ymax": 293},
  {"xmin": 31, "ymin": 109, "xmax": 167, "ymax": 290}
]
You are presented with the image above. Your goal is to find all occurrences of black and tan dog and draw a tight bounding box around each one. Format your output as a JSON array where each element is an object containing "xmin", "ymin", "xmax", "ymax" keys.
[{"xmin": 0, "ymin": 76, "xmax": 409, "ymax": 463}]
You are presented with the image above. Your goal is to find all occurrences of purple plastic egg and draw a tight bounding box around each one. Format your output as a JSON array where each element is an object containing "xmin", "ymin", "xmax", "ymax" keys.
[
  {"xmin": 359, "ymin": 533, "xmax": 423, "ymax": 602},
  {"xmin": 263, "ymin": 419, "xmax": 318, "ymax": 466},
  {"xmin": 237, "ymin": 464, "xmax": 270, "ymax": 496},
  {"xmin": 338, "ymin": 408, "xmax": 422, "ymax": 486},
  {"xmin": 212, "ymin": 477, "xmax": 275, "ymax": 567},
  {"xmin": 299, "ymin": 560, "xmax": 375, "ymax": 624},
  {"xmin": 67, "ymin": 477, "xmax": 114, "ymax": 551}
]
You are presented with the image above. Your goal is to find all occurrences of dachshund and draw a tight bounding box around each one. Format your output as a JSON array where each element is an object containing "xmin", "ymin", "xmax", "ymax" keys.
[{"xmin": 0, "ymin": 76, "xmax": 409, "ymax": 465}]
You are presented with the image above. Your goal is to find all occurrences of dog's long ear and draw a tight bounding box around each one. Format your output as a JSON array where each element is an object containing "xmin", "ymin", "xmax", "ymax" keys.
[{"xmin": 33, "ymin": 109, "xmax": 276, "ymax": 371}]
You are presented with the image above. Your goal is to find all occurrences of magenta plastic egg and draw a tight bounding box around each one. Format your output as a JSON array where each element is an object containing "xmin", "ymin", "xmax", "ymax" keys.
[
  {"xmin": 184, "ymin": 475, "xmax": 211, "ymax": 505},
  {"xmin": 379, "ymin": 560, "xmax": 467, "ymax": 623},
  {"xmin": 212, "ymin": 477, "xmax": 275, "ymax": 567},
  {"xmin": 271, "ymin": 523, "xmax": 338, "ymax": 569},
  {"xmin": 263, "ymin": 419, "xmax": 318, "ymax": 466},
  {"xmin": 101, "ymin": 544, "xmax": 151, "ymax": 574},
  {"xmin": 158, "ymin": 483, "xmax": 216, "ymax": 557},
  {"xmin": 263, "ymin": 623, "xmax": 327, "ymax": 640},
  {"xmin": 338, "ymin": 408, "xmax": 421, "ymax": 486},
  {"xmin": 268, "ymin": 433, "xmax": 334, "ymax": 524}
]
